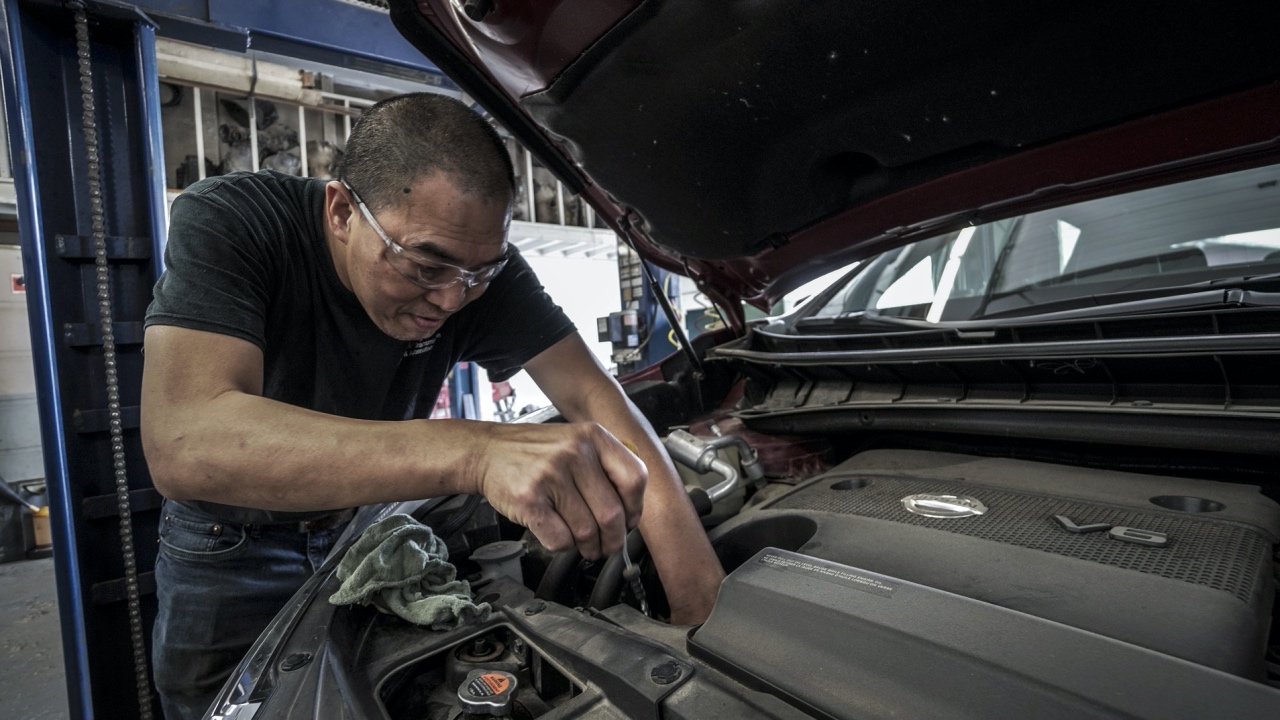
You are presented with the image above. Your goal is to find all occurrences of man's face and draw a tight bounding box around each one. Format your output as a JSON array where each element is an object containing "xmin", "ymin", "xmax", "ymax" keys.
[{"xmin": 329, "ymin": 173, "xmax": 511, "ymax": 342}]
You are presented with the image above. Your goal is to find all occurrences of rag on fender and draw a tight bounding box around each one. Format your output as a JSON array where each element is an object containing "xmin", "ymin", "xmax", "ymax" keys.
[{"xmin": 329, "ymin": 513, "xmax": 491, "ymax": 629}]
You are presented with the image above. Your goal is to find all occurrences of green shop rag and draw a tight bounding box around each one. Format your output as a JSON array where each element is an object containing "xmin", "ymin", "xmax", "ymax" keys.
[{"xmin": 329, "ymin": 513, "xmax": 491, "ymax": 629}]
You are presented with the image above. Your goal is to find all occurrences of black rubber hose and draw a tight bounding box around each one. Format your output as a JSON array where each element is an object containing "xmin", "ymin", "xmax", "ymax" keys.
[
  {"xmin": 0, "ymin": 478, "xmax": 33, "ymax": 509},
  {"xmin": 587, "ymin": 554, "xmax": 626, "ymax": 612},
  {"xmin": 587, "ymin": 530, "xmax": 648, "ymax": 612},
  {"xmin": 409, "ymin": 495, "xmax": 457, "ymax": 524},
  {"xmin": 435, "ymin": 493, "xmax": 482, "ymax": 540},
  {"xmin": 535, "ymin": 548, "xmax": 581, "ymax": 604}
]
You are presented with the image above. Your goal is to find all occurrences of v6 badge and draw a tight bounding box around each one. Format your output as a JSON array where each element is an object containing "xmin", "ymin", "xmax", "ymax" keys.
[{"xmin": 1054, "ymin": 514, "xmax": 1170, "ymax": 548}]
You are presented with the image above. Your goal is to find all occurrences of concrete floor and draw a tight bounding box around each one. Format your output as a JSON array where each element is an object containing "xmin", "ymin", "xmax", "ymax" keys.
[{"xmin": 0, "ymin": 558, "xmax": 70, "ymax": 719}]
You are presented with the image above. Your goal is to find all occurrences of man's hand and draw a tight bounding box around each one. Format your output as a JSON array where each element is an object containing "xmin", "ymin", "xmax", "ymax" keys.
[
  {"xmin": 525, "ymin": 335, "xmax": 727, "ymax": 625},
  {"xmin": 472, "ymin": 422, "xmax": 646, "ymax": 560}
]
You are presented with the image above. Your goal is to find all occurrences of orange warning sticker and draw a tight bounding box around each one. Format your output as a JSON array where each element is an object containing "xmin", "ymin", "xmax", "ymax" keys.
[{"xmin": 480, "ymin": 673, "xmax": 510, "ymax": 694}]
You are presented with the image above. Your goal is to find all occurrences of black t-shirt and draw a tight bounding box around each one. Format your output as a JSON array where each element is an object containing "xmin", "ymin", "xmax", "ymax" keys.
[{"xmin": 146, "ymin": 170, "xmax": 576, "ymax": 523}]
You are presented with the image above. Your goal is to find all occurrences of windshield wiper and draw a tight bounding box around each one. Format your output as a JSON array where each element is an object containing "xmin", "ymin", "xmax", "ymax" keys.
[
  {"xmin": 975, "ymin": 286, "xmax": 1280, "ymax": 323},
  {"xmin": 799, "ymin": 311, "xmax": 935, "ymax": 330},
  {"xmin": 797, "ymin": 286, "xmax": 1280, "ymax": 334},
  {"xmin": 973, "ymin": 217, "xmax": 1024, "ymax": 319}
]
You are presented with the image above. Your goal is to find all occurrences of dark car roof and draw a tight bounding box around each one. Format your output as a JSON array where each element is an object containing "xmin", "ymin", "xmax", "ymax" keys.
[{"xmin": 392, "ymin": 1, "xmax": 1280, "ymax": 316}]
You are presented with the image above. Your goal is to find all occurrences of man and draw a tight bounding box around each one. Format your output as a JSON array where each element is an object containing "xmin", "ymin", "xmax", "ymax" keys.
[{"xmin": 140, "ymin": 93, "xmax": 724, "ymax": 720}]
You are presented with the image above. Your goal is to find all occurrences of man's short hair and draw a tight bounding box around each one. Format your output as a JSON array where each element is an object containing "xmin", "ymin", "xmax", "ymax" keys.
[{"xmin": 338, "ymin": 93, "xmax": 515, "ymax": 212}]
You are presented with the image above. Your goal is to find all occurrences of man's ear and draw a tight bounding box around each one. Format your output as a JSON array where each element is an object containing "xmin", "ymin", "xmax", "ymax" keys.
[{"xmin": 324, "ymin": 181, "xmax": 355, "ymax": 245}]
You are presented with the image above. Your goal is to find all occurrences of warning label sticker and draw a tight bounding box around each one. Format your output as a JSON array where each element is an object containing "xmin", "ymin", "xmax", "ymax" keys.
[
  {"xmin": 468, "ymin": 673, "xmax": 511, "ymax": 697},
  {"xmin": 482, "ymin": 674, "xmax": 510, "ymax": 694},
  {"xmin": 758, "ymin": 553, "xmax": 898, "ymax": 598}
]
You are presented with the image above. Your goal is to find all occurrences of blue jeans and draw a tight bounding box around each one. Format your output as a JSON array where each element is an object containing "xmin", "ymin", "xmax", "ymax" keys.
[{"xmin": 151, "ymin": 500, "xmax": 347, "ymax": 720}]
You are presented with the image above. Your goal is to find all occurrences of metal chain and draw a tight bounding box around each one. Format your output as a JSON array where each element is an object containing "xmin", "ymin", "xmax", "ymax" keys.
[{"xmin": 68, "ymin": 4, "xmax": 154, "ymax": 717}]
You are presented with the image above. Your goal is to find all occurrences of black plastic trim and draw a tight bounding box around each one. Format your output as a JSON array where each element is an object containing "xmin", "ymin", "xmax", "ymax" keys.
[
  {"xmin": 739, "ymin": 406, "xmax": 1280, "ymax": 456},
  {"xmin": 714, "ymin": 332, "xmax": 1280, "ymax": 364}
]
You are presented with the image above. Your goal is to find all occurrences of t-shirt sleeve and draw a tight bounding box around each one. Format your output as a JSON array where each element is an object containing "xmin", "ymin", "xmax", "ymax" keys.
[
  {"xmin": 458, "ymin": 251, "xmax": 577, "ymax": 383},
  {"xmin": 145, "ymin": 179, "xmax": 283, "ymax": 349}
]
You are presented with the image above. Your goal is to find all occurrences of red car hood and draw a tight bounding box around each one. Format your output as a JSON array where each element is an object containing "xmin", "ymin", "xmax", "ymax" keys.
[{"xmin": 390, "ymin": 0, "xmax": 1280, "ymax": 328}]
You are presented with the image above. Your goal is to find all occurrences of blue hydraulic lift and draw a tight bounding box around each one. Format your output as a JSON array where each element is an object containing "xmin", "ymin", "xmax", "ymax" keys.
[{"xmin": 0, "ymin": 1, "xmax": 455, "ymax": 717}]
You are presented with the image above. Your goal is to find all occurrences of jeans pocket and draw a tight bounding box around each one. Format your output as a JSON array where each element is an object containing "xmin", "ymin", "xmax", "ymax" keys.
[{"xmin": 159, "ymin": 506, "xmax": 250, "ymax": 564}]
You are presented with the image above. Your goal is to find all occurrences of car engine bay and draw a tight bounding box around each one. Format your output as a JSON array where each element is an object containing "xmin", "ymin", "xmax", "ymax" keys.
[
  {"xmin": 196, "ymin": 306, "xmax": 1280, "ymax": 720},
  {"xmin": 215, "ymin": 390, "xmax": 1280, "ymax": 720}
]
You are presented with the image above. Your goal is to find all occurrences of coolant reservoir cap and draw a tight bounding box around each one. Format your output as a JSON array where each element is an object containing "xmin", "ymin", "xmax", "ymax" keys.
[
  {"xmin": 458, "ymin": 669, "xmax": 517, "ymax": 716},
  {"xmin": 470, "ymin": 540, "xmax": 526, "ymax": 563}
]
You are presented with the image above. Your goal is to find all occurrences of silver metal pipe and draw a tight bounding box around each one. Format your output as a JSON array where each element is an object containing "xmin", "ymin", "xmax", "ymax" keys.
[
  {"xmin": 249, "ymin": 96, "xmax": 260, "ymax": 172},
  {"xmin": 663, "ymin": 429, "xmax": 760, "ymax": 503},
  {"xmin": 703, "ymin": 434, "xmax": 764, "ymax": 482},
  {"xmin": 193, "ymin": 87, "xmax": 206, "ymax": 180},
  {"xmin": 704, "ymin": 457, "xmax": 741, "ymax": 502},
  {"xmin": 297, "ymin": 104, "xmax": 308, "ymax": 177},
  {"xmin": 524, "ymin": 150, "xmax": 536, "ymax": 223}
]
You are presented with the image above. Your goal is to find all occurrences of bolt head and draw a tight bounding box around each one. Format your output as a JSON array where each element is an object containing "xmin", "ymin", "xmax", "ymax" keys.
[{"xmin": 650, "ymin": 661, "xmax": 683, "ymax": 685}]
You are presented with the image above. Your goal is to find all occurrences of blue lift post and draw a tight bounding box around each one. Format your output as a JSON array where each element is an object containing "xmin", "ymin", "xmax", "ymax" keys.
[
  {"xmin": 0, "ymin": 1, "xmax": 451, "ymax": 717},
  {"xmin": 1, "ymin": 1, "xmax": 168, "ymax": 717},
  {"xmin": 449, "ymin": 361, "xmax": 482, "ymax": 419}
]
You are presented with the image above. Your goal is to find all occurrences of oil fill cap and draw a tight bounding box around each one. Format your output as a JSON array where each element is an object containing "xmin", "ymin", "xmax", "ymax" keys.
[{"xmin": 458, "ymin": 669, "xmax": 517, "ymax": 716}]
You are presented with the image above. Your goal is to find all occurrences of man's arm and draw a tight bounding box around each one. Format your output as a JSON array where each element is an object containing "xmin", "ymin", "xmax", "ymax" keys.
[
  {"xmin": 141, "ymin": 324, "xmax": 644, "ymax": 559},
  {"xmin": 524, "ymin": 334, "xmax": 726, "ymax": 625}
]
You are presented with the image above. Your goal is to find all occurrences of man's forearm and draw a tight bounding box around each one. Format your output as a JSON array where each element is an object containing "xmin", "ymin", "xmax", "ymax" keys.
[
  {"xmin": 634, "ymin": 458, "xmax": 726, "ymax": 624},
  {"xmin": 558, "ymin": 383, "xmax": 726, "ymax": 624},
  {"xmin": 143, "ymin": 326, "xmax": 645, "ymax": 559},
  {"xmin": 145, "ymin": 383, "xmax": 648, "ymax": 563},
  {"xmin": 143, "ymin": 389, "xmax": 479, "ymax": 511}
]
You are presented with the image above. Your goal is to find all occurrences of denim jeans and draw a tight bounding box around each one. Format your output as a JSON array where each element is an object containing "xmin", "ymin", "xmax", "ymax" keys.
[{"xmin": 151, "ymin": 500, "xmax": 347, "ymax": 720}]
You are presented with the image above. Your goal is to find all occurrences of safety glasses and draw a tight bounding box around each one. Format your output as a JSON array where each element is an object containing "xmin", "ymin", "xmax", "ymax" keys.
[{"xmin": 342, "ymin": 181, "xmax": 510, "ymax": 291}]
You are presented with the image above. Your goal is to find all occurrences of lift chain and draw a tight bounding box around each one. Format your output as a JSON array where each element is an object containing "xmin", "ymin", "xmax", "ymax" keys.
[{"xmin": 68, "ymin": 3, "xmax": 154, "ymax": 717}]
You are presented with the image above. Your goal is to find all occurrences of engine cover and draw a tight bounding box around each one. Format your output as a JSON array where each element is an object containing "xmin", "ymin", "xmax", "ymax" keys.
[{"xmin": 711, "ymin": 450, "xmax": 1280, "ymax": 678}]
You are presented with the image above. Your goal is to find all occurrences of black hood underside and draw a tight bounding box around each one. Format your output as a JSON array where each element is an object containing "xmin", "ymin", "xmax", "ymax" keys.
[{"xmin": 521, "ymin": 0, "xmax": 1280, "ymax": 260}]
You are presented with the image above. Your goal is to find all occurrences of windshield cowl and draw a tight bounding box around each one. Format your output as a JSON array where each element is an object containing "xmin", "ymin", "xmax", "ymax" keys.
[
  {"xmin": 796, "ymin": 285, "xmax": 1280, "ymax": 334},
  {"xmin": 799, "ymin": 164, "xmax": 1280, "ymax": 328}
]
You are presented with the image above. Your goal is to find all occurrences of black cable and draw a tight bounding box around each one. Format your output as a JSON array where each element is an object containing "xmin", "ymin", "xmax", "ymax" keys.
[{"xmin": 434, "ymin": 493, "xmax": 483, "ymax": 540}]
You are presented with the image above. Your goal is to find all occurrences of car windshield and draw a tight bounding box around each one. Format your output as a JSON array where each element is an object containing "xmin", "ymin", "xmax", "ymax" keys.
[{"xmin": 808, "ymin": 163, "xmax": 1280, "ymax": 323}]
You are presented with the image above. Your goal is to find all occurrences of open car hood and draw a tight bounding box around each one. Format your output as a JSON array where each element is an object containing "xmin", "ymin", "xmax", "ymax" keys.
[{"xmin": 389, "ymin": 1, "xmax": 1280, "ymax": 324}]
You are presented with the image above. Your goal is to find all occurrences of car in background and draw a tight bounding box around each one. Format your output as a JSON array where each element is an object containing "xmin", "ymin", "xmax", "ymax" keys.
[{"xmin": 205, "ymin": 2, "xmax": 1280, "ymax": 718}]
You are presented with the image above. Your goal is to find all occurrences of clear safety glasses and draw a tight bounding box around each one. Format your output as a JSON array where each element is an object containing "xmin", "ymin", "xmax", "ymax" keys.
[{"xmin": 343, "ymin": 181, "xmax": 510, "ymax": 291}]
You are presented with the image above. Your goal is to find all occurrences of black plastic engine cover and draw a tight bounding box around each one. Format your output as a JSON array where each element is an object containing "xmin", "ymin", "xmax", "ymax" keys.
[
  {"xmin": 690, "ymin": 548, "xmax": 1280, "ymax": 720},
  {"xmin": 709, "ymin": 450, "xmax": 1280, "ymax": 678}
]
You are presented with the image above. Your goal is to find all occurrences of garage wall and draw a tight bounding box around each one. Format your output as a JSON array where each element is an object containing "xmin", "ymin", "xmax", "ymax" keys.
[
  {"xmin": 0, "ymin": 245, "xmax": 42, "ymax": 482},
  {"xmin": 477, "ymin": 254, "xmax": 620, "ymax": 420}
]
